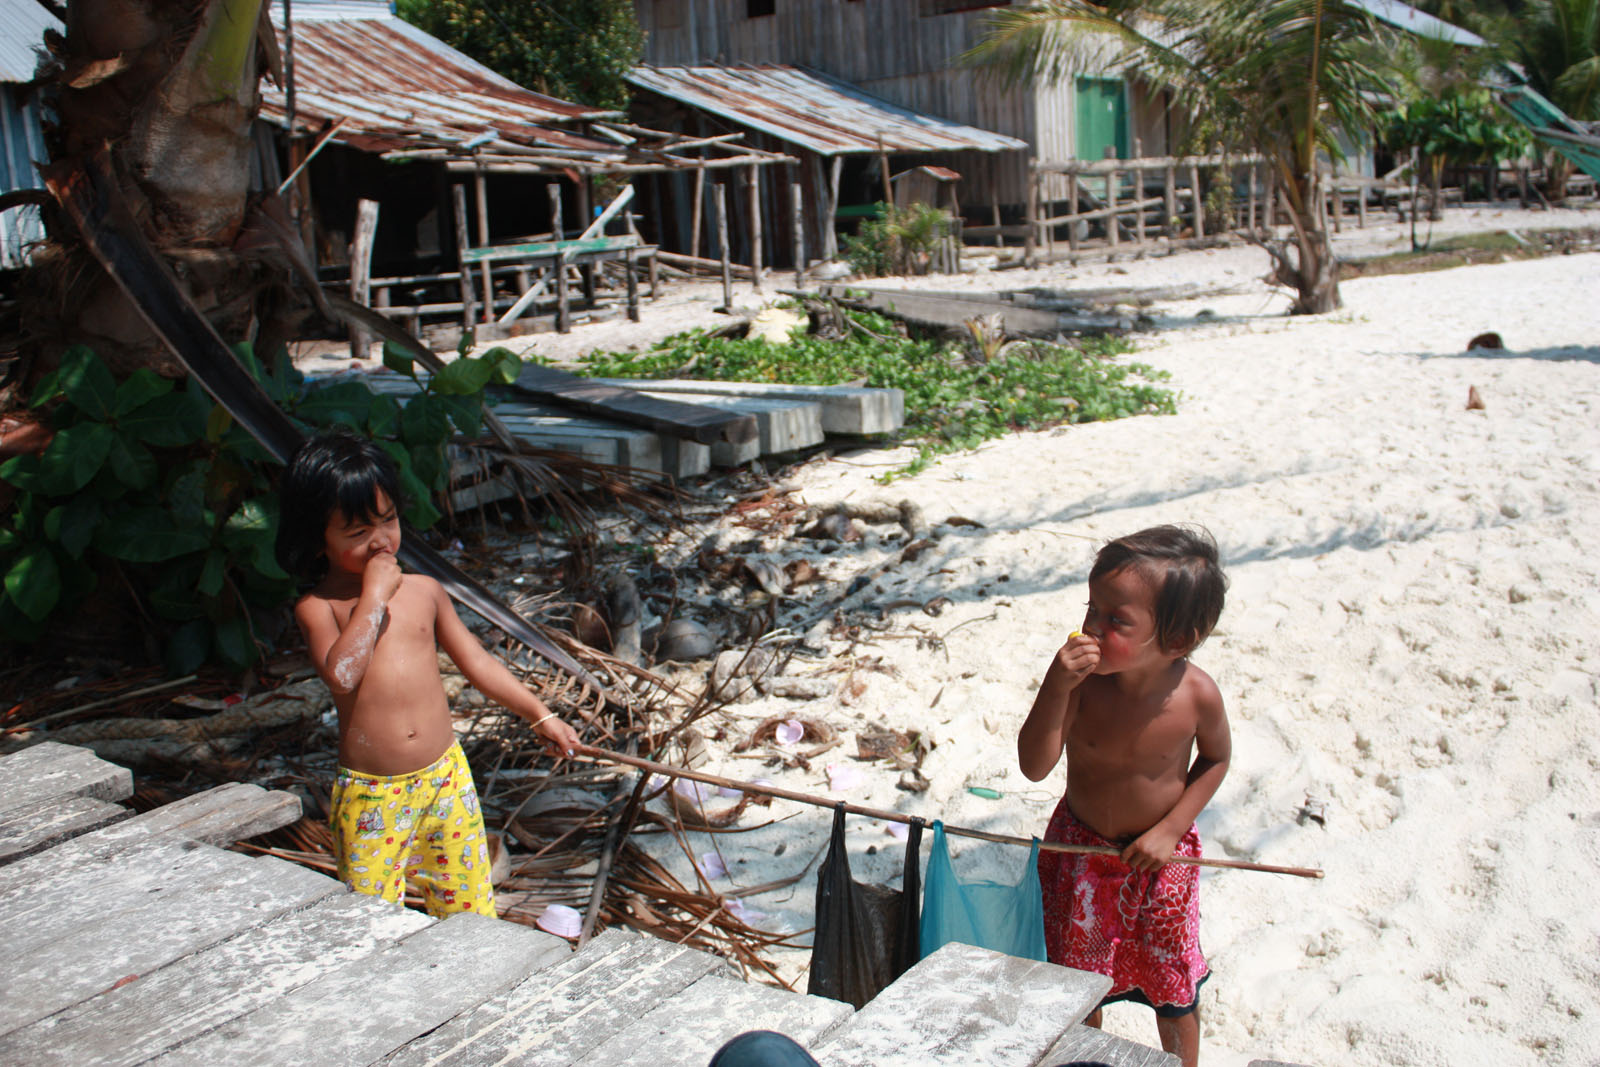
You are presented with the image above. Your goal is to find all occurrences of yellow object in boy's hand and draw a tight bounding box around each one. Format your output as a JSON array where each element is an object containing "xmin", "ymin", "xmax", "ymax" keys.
[{"xmin": 1069, "ymin": 630, "xmax": 1084, "ymax": 639}]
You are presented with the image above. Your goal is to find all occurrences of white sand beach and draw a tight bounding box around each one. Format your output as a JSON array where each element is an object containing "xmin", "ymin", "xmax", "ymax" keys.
[{"xmin": 548, "ymin": 206, "xmax": 1600, "ymax": 1067}]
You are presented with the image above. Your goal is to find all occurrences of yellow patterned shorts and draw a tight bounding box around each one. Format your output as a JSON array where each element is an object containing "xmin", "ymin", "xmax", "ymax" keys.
[{"xmin": 329, "ymin": 741, "xmax": 496, "ymax": 917}]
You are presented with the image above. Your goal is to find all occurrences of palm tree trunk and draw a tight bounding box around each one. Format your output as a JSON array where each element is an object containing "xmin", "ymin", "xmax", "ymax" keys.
[
  {"xmin": 1267, "ymin": 161, "xmax": 1342, "ymax": 315},
  {"xmin": 8, "ymin": 0, "xmax": 291, "ymax": 396}
]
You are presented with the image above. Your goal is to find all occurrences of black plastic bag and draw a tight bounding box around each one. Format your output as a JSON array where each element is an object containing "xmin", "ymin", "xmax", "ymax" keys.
[{"xmin": 807, "ymin": 805, "xmax": 923, "ymax": 1008}]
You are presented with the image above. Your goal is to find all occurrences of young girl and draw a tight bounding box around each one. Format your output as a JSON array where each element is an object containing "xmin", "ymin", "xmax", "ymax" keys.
[
  {"xmin": 277, "ymin": 428, "xmax": 579, "ymax": 917},
  {"xmin": 1017, "ymin": 525, "xmax": 1230, "ymax": 1067}
]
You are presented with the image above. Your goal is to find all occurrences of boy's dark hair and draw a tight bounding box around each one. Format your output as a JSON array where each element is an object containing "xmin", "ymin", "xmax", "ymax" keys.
[
  {"xmin": 1090, "ymin": 524, "xmax": 1227, "ymax": 654},
  {"xmin": 275, "ymin": 428, "xmax": 403, "ymax": 581}
]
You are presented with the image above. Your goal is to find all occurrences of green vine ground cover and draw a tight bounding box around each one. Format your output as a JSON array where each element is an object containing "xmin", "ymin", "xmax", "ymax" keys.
[{"xmin": 573, "ymin": 306, "xmax": 1177, "ymax": 480}]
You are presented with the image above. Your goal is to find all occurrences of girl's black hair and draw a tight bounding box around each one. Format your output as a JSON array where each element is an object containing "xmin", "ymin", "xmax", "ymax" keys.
[
  {"xmin": 1090, "ymin": 524, "xmax": 1227, "ymax": 654},
  {"xmin": 275, "ymin": 428, "xmax": 403, "ymax": 581}
]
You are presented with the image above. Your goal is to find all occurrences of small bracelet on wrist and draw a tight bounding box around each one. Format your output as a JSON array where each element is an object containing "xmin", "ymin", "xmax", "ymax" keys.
[{"xmin": 530, "ymin": 712, "xmax": 558, "ymax": 729}]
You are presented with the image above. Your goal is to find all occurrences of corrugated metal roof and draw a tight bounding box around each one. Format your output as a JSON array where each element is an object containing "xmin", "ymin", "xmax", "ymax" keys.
[
  {"xmin": 0, "ymin": 0, "xmax": 59, "ymax": 84},
  {"xmin": 1350, "ymin": 0, "xmax": 1484, "ymax": 48},
  {"xmin": 262, "ymin": 1, "xmax": 616, "ymax": 154},
  {"xmin": 627, "ymin": 64, "xmax": 1028, "ymax": 157}
]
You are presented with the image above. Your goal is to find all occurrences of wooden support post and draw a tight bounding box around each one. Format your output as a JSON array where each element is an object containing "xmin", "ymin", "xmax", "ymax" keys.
[
  {"xmin": 1134, "ymin": 166, "xmax": 1146, "ymax": 244},
  {"xmin": 1106, "ymin": 167, "xmax": 1120, "ymax": 247},
  {"xmin": 451, "ymin": 184, "xmax": 476, "ymax": 335},
  {"xmin": 826, "ymin": 155, "xmax": 843, "ymax": 260},
  {"xmin": 878, "ymin": 133, "xmax": 893, "ymax": 206},
  {"xmin": 474, "ymin": 168, "xmax": 492, "ymax": 323},
  {"xmin": 1357, "ymin": 179, "xmax": 1368, "ymax": 228},
  {"xmin": 715, "ymin": 182, "xmax": 731, "ymax": 310},
  {"xmin": 648, "ymin": 252, "xmax": 659, "ymax": 298},
  {"xmin": 1246, "ymin": 163, "xmax": 1257, "ymax": 232},
  {"xmin": 1164, "ymin": 164, "xmax": 1177, "ymax": 239},
  {"xmin": 348, "ymin": 198, "xmax": 379, "ymax": 360},
  {"xmin": 1189, "ymin": 162, "xmax": 1204, "ymax": 238},
  {"xmin": 690, "ymin": 164, "xmax": 706, "ymax": 261},
  {"xmin": 548, "ymin": 182, "xmax": 563, "ymax": 242},
  {"xmin": 791, "ymin": 178, "xmax": 805, "ymax": 288},
  {"xmin": 1264, "ymin": 167, "xmax": 1276, "ymax": 230},
  {"xmin": 625, "ymin": 247, "xmax": 639, "ymax": 322},
  {"xmin": 1043, "ymin": 175, "xmax": 1055, "ymax": 258},
  {"xmin": 1329, "ymin": 168, "xmax": 1343, "ymax": 234},
  {"xmin": 990, "ymin": 193, "xmax": 1002, "ymax": 248},
  {"xmin": 555, "ymin": 252, "xmax": 570, "ymax": 333},
  {"xmin": 1066, "ymin": 173, "xmax": 1079, "ymax": 254},
  {"xmin": 1024, "ymin": 168, "xmax": 1038, "ymax": 266},
  {"xmin": 747, "ymin": 164, "xmax": 763, "ymax": 292}
]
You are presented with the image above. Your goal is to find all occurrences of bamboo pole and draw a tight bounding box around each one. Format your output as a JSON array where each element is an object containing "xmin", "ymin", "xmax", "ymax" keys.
[{"xmin": 570, "ymin": 744, "xmax": 1324, "ymax": 879}]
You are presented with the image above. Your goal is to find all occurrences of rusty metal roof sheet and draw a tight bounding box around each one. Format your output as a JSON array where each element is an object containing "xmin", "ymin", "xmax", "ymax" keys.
[
  {"xmin": 627, "ymin": 64, "xmax": 1028, "ymax": 157},
  {"xmin": 262, "ymin": 1, "xmax": 616, "ymax": 154}
]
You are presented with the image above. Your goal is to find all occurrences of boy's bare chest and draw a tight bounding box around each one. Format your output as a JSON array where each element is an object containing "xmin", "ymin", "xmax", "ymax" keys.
[
  {"xmin": 1071, "ymin": 689, "xmax": 1195, "ymax": 763},
  {"xmin": 329, "ymin": 584, "xmax": 434, "ymax": 650}
]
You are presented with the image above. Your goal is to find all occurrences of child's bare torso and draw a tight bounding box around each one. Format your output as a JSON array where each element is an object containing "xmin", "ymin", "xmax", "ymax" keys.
[
  {"xmin": 1065, "ymin": 664, "xmax": 1205, "ymax": 841},
  {"xmin": 310, "ymin": 573, "xmax": 455, "ymax": 776}
]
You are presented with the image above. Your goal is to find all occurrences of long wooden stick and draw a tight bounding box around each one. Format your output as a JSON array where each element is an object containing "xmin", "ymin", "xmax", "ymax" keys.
[{"xmin": 571, "ymin": 744, "xmax": 1323, "ymax": 879}]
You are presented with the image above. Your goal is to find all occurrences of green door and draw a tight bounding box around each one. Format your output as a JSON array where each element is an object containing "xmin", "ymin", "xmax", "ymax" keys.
[{"xmin": 1075, "ymin": 77, "xmax": 1128, "ymax": 161}]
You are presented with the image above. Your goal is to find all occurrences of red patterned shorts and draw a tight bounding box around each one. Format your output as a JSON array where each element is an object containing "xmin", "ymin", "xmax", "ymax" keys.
[{"xmin": 1039, "ymin": 799, "xmax": 1208, "ymax": 1016}]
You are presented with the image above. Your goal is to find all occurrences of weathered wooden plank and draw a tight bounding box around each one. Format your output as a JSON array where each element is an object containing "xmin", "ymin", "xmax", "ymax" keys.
[
  {"xmin": 814, "ymin": 942, "xmax": 1110, "ymax": 1067},
  {"xmin": 462, "ymin": 234, "xmax": 639, "ymax": 266},
  {"xmin": 510, "ymin": 364, "xmax": 758, "ymax": 445},
  {"xmin": 376, "ymin": 927, "xmax": 729, "ymax": 1067},
  {"xmin": 1034, "ymin": 1024, "xmax": 1179, "ymax": 1067},
  {"xmin": 0, "ymin": 854, "xmax": 339, "ymax": 1037},
  {"xmin": 146, "ymin": 912, "xmax": 569, "ymax": 1067},
  {"xmin": 811, "ymin": 284, "xmax": 1128, "ymax": 338},
  {"xmin": 592, "ymin": 378, "xmax": 904, "ymax": 436},
  {"xmin": 583, "ymin": 974, "xmax": 852, "ymax": 1067},
  {"xmin": 0, "ymin": 783, "xmax": 300, "ymax": 899},
  {"xmin": 0, "ymin": 741, "xmax": 132, "ymax": 817},
  {"xmin": 0, "ymin": 791, "xmax": 129, "ymax": 865},
  {"xmin": 2, "ymin": 891, "xmax": 432, "ymax": 1067},
  {"xmin": 494, "ymin": 407, "xmax": 665, "ymax": 471}
]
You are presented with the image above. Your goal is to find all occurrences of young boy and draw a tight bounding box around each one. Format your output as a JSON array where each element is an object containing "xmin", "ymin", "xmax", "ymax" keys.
[
  {"xmin": 1018, "ymin": 525, "xmax": 1229, "ymax": 1067},
  {"xmin": 277, "ymin": 429, "xmax": 579, "ymax": 917}
]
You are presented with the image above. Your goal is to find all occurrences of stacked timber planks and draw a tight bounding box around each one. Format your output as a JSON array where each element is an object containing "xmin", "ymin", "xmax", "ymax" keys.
[{"xmin": 345, "ymin": 367, "xmax": 904, "ymax": 507}]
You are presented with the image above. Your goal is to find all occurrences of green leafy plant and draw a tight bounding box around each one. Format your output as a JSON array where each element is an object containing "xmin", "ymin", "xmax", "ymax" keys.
[
  {"xmin": 0, "ymin": 343, "xmax": 519, "ymax": 672},
  {"xmin": 576, "ymin": 305, "xmax": 1175, "ymax": 481},
  {"xmin": 1382, "ymin": 86, "xmax": 1532, "ymax": 220},
  {"xmin": 842, "ymin": 202, "xmax": 955, "ymax": 277}
]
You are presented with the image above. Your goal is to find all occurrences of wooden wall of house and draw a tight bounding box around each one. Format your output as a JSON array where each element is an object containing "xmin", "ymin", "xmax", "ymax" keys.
[{"xmin": 636, "ymin": 0, "xmax": 1039, "ymax": 206}]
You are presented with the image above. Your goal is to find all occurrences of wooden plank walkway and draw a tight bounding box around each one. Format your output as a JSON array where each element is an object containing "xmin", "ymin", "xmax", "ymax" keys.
[{"xmin": 0, "ymin": 742, "xmax": 1175, "ymax": 1066}]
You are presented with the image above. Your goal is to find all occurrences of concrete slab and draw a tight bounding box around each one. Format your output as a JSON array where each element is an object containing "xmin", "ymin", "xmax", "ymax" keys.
[
  {"xmin": 2, "ymin": 891, "xmax": 432, "ymax": 1067},
  {"xmin": 814, "ymin": 942, "xmax": 1109, "ymax": 1067},
  {"xmin": 377, "ymin": 927, "xmax": 730, "ymax": 1067},
  {"xmin": 0, "ymin": 741, "xmax": 132, "ymax": 817},
  {"xmin": 147, "ymin": 912, "xmax": 569, "ymax": 1067},
  {"xmin": 0, "ymin": 854, "xmax": 339, "ymax": 1036},
  {"xmin": 582, "ymin": 973, "xmax": 852, "ymax": 1067},
  {"xmin": 591, "ymin": 378, "xmax": 904, "ymax": 436}
]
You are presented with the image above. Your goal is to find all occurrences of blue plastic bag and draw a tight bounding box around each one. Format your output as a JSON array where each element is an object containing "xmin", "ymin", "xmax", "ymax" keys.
[{"xmin": 918, "ymin": 820, "xmax": 1048, "ymax": 962}]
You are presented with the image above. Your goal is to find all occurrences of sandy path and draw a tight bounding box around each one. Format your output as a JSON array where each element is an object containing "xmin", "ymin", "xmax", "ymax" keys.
[{"xmin": 555, "ymin": 204, "xmax": 1600, "ymax": 1066}]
